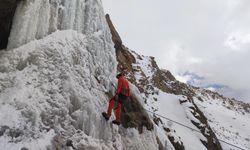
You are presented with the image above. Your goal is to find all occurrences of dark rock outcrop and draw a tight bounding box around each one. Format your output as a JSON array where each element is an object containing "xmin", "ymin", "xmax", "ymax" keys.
[
  {"xmin": 105, "ymin": 14, "xmax": 122, "ymax": 51},
  {"xmin": 181, "ymin": 98, "xmax": 223, "ymax": 150},
  {"xmin": 121, "ymin": 94, "xmax": 154, "ymax": 133},
  {"xmin": 163, "ymin": 127, "xmax": 185, "ymax": 150},
  {"xmin": 0, "ymin": 0, "xmax": 18, "ymax": 49}
]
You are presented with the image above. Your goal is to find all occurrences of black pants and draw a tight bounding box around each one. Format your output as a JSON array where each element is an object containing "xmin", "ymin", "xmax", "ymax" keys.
[
  {"xmin": 117, "ymin": 94, "xmax": 133, "ymax": 112},
  {"xmin": 118, "ymin": 94, "xmax": 128, "ymax": 104}
]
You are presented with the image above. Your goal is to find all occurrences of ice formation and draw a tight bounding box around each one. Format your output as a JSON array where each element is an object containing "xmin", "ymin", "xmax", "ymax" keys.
[
  {"xmin": 1, "ymin": 29, "xmax": 160, "ymax": 150},
  {"xmin": 1, "ymin": 0, "xmax": 162, "ymax": 149},
  {"xmin": 8, "ymin": 0, "xmax": 107, "ymax": 49}
]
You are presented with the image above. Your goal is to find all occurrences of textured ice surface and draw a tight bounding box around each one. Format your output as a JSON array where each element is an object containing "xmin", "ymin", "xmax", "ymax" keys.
[
  {"xmin": 8, "ymin": 0, "xmax": 107, "ymax": 49},
  {"xmin": 0, "ymin": 29, "xmax": 161, "ymax": 150}
]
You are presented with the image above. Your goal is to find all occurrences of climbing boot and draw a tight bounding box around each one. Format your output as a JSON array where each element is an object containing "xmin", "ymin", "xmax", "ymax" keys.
[
  {"xmin": 102, "ymin": 112, "xmax": 110, "ymax": 121},
  {"xmin": 112, "ymin": 120, "xmax": 121, "ymax": 125}
]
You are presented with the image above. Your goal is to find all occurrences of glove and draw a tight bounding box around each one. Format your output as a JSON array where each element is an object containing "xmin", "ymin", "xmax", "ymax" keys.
[{"xmin": 114, "ymin": 94, "xmax": 119, "ymax": 101}]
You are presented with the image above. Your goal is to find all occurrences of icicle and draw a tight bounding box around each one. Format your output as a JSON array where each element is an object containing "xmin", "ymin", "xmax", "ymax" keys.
[{"xmin": 7, "ymin": 0, "xmax": 106, "ymax": 50}]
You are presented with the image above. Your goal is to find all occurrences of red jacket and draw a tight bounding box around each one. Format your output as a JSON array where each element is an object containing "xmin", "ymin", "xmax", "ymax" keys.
[{"xmin": 117, "ymin": 76, "xmax": 130, "ymax": 96}]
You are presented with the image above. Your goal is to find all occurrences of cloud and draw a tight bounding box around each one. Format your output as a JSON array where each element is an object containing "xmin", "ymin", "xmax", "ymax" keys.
[
  {"xmin": 103, "ymin": 0, "xmax": 250, "ymax": 103},
  {"xmin": 224, "ymin": 32, "xmax": 250, "ymax": 51},
  {"xmin": 176, "ymin": 72, "xmax": 238, "ymax": 100},
  {"xmin": 176, "ymin": 71, "xmax": 205, "ymax": 87}
]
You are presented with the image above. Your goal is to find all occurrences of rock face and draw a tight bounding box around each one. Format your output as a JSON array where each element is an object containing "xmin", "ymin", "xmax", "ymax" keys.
[
  {"xmin": 105, "ymin": 14, "xmax": 230, "ymax": 150},
  {"xmin": 105, "ymin": 14, "xmax": 122, "ymax": 50},
  {"xmin": 121, "ymin": 51, "xmax": 222, "ymax": 149},
  {"xmin": 0, "ymin": 0, "xmax": 18, "ymax": 49},
  {"xmin": 105, "ymin": 14, "xmax": 154, "ymax": 132}
]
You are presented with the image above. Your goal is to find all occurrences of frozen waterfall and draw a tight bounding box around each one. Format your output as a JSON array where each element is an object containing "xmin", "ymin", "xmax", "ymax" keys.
[
  {"xmin": 7, "ymin": 0, "xmax": 106, "ymax": 49},
  {"xmin": 0, "ymin": 0, "xmax": 163, "ymax": 149}
]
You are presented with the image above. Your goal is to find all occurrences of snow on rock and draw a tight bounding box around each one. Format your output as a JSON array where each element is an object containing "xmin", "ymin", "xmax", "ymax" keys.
[
  {"xmin": 131, "ymin": 53, "xmax": 155, "ymax": 80},
  {"xmin": 116, "ymin": 45, "xmax": 249, "ymax": 150},
  {"xmin": 194, "ymin": 90, "xmax": 250, "ymax": 150},
  {"xmin": 116, "ymin": 46, "xmax": 210, "ymax": 149},
  {"xmin": 134, "ymin": 52, "xmax": 250, "ymax": 150},
  {"xmin": 145, "ymin": 91, "xmax": 207, "ymax": 150}
]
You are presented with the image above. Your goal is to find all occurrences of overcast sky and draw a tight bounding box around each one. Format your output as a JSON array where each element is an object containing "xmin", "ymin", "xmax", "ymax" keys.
[{"xmin": 102, "ymin": 0, "xmax": 250, "ymax": 103}]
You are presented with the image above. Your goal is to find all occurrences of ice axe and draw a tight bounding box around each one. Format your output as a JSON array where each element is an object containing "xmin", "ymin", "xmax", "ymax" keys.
[{"xmin": 108, "ymin": 76, "xmax": 117, "ymax": 89}]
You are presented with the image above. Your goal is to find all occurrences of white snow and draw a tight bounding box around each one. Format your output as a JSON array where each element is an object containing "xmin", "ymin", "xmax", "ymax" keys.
[
  {"xmin": 0, "ymin": 29, "xmax": 162, "ymax": 149},
  {"xmin": 0, "ymin": 26, "xmax": 164, "ymax": 150},
  {"xmin": 131, "ymin": 51, "xmax": 155, "ymax": 81},
  {"xmin": 130, "ymin": 47, "xmax": 250, "ymax": 150},
  {"xmin": 0, "ymin": 129, "xmax": 56, "ymax": 150},
  {"xmin": 194, "ymin": 94, "xmax": 250, "ymax": 150},
  {"xmin": 130, "ymin": 48, "xmax": 209, "ymax": 150},
  {"xmin": 145, "ymin": 91, "xmax": 207, "ymax": 150}
]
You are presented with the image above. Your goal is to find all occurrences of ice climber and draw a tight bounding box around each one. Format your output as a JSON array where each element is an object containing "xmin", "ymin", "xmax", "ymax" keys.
[{"xmin": 102, "ymin": 73, "xmax": 130, "ymax": 125}]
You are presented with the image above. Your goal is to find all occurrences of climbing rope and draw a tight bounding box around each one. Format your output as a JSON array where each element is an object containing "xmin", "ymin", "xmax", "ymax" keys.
[{"xmin": 145, "ymin": 109, "xmax": 247, "ymax": 150}]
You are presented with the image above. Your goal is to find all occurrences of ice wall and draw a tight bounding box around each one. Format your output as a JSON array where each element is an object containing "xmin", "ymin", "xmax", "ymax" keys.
[
  {"xmin": 1, "ymin": 28, "xmax": 119, "ymax": 149},
  {"xmin": 7, "ymin": 0, "xmax": 106, "ymax": 49},
  {"xmin": 0, "ymin": 0, "xmax": 162, "ymax": 149},
  {"xmin": 1, "ymin": 29, "xmax": 160, "ymax": 150}
]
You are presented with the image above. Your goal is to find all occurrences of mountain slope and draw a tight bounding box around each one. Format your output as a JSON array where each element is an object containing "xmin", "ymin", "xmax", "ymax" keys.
[
  {"xmin": 106, "ymin": 13, "xmax": 250, "ymax": 150},
  {"xmin": 194, "ymin": 89, "xmax": 250, "ymax": 149},
  {"xmin": 114, "ymin": 44, "xmax": 250, "ymax": 150}
]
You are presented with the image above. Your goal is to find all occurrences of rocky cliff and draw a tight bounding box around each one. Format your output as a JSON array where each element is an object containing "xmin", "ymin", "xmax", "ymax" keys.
[
  {"xmin": 0, "ymin": 0, "xmax": 18, "ymax": 49},
  {"xmin": 106, "ymin": 14, "xmax": 250, "ymax": 150}
]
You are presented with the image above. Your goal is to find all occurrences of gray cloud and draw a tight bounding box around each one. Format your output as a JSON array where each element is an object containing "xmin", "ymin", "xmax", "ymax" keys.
[{"xmin": 103, "ymin": 0, "xmax": 250, "ymax": 103}]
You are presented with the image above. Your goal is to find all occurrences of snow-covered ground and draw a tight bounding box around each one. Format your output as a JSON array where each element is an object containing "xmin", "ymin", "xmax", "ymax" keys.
[
  {"xmin": 146, "ymin": 92, "xmax": 207, "ymax": 150},
  {"xmin": 130, "ymin": 53, "xmax": 207, "ymax": 150},
  {"xmin": 194, "ymin": 92, "xmax": 250, "ymax": 150},
  {"xmin": 130, "ymin": 48, "xmax": 250, "ymax": 150}
]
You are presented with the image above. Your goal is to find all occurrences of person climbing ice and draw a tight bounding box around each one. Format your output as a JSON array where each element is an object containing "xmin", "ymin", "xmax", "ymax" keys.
[{"xmin": 102, "ymin": 73, "xmax": 130, "ymax": 125}]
